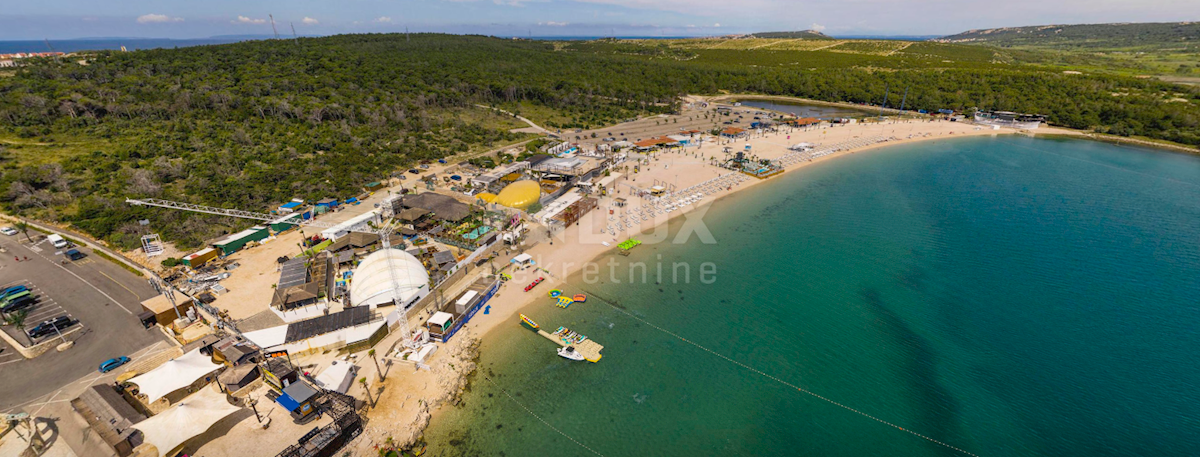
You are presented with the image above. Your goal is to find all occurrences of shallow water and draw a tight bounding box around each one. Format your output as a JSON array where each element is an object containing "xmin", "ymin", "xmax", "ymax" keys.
[{"xmin": 423, "ymin": 136, "xmax": 1200, "ymax": 456}]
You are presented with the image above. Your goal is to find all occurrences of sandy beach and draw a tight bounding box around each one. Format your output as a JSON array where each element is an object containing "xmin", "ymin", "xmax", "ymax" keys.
[{"xmin": 461, "ymin": 119, "xmax": 1081, "ymax": 340}]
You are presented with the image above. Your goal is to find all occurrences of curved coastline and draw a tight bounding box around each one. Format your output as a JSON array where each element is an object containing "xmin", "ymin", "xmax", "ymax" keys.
[{"xmin": 406, "ymin": 120, "xmax": 1085, "ymax": 445}]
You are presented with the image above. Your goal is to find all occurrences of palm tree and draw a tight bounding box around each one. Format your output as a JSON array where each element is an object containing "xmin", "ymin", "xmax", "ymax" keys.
[
  {"xmin": 4, "ymin": 309, "xmax": 31, "ymax": 346},
  {"xmin": 14, "ymin": 221, "xmax": 31, "ymax": 243},
  {"xmin": 359, "ymin": 377, "xmax": 373, "ymax": 407},
  {"xmin": 369, "ymin": 349, "xmax": 383, "ymax": 381}
]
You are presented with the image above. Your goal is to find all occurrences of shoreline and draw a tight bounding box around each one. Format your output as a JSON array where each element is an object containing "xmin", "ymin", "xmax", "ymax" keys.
[
  {"xmin": 412, "ymin": 119, "xmax": 1086, "ymax": 446},
  {"xmin": 703, "ymin": 94, "xmax": 1199, "ymax": 154}
]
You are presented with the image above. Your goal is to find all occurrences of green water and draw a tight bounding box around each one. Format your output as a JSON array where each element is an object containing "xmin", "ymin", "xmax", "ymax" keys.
[{"xmin": 423, "ymin": 136, "xmax": 1200, "ymax": 456}]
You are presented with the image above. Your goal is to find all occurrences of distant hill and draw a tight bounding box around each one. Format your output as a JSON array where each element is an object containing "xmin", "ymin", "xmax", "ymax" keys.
[
  {"xmin": 749, "ymin": 30, "xmax": 832, "ymax": 40},
  {"xmin": 936, "ymin": 22, "xmax": 1200, "ymax": 49}
]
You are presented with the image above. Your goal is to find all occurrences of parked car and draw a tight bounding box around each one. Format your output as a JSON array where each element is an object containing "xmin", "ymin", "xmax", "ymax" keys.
[
  {"xmin": 27, "ymin": 316, "xmax": 74, "ymax": 339},
  {"xmin": 408, "ymin": 169, "xmax": 420, "ymax": 174},
  {"xmin": 1, "ymin": 295, "xmax": 36, "ymax": 313},
  {"xmin": 0, "ymin": 285, "xmax": 28, "ymax": 301},
  {"xmin": 46, "ymin": 234, "xmax": 68, "ymax": 249},
  {"xmin": 1, "ymin": 290, "xmax": 33, "ymax": 308},
  {"xmin": 450, "ymin": 175, "xmax": 462, "ymax": 181},
  {"xmin": 66, "ymin": 249, "xmax": 85, "ymax": 261},
  {"xmin": 438, "ymin": 159, "xmax": 447, "ymax": 164},
  {"xmin": 0, "ymin": 227, "xmax": 17, "ymax": 236},
  {"xmin": 99, "ymin": 356, "xmax": 131, "ymax": 373}
]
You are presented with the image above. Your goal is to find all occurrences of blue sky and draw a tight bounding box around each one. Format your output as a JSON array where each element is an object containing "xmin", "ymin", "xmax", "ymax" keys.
[{"xmin": 2, "ymin": 0, "xmax": 1198, "ymax": 40}]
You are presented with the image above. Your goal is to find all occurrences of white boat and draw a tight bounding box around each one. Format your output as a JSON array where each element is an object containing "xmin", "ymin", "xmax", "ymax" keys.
[{"xmin": 557, "ymin": 346, "xmax": 585, "ymax": 361}]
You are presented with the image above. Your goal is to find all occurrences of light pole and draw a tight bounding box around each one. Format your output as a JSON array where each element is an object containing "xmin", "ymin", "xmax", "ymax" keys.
[{"xmin": 249, "ymin": 396, "xmax": 262, "ymax": 423}]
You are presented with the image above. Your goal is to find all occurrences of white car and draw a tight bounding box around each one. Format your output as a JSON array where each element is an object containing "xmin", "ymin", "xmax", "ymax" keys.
[{"xmin": 0, "ymin": 227, "xmax": 17, "ymax": 236}]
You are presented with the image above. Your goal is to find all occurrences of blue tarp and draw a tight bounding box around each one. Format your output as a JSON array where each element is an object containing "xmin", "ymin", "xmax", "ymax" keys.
[
  {"xmin": 276, "ymin": 393, "xmax": 300, "ymax": 411},
  {"xmin": 344, "ymin": 197, "xmax": 358, "ymax": 204},
  {"xmin": 280, "ymin": 202, "xmax": 302, "ymax": 209}
]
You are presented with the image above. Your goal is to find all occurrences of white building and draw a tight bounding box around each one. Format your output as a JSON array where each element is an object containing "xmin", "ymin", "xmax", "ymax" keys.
[{"xmin": 320, "ymin": 209, "xmax": 380, "ymax": 241}]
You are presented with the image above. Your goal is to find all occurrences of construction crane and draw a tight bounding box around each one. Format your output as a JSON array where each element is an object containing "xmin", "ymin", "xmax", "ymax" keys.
[
  {"xmin": 126, "ymin": 197, "xmax": 427, "ymax": 352},
  {"xmin": 269, "ymin": 14, "xmax": 280, "ymax": 40}
]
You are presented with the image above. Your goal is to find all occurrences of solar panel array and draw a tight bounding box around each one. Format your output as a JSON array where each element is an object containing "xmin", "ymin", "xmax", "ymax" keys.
[
  {"xmin": 278, "ymin": 258, "xmax": 308, "ymax": 290},
  {"xmin": 284, "ymin": 306, "xmax": 370, "ymax": 343}
]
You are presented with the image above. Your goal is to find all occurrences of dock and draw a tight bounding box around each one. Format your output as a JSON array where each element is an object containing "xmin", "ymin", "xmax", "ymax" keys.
[{"xmin": 537, "ymin": 329, "xmax": 603, "ymax": 362}]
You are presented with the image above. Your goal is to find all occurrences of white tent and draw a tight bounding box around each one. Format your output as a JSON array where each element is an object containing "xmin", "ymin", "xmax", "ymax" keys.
[
  {"xmin": 349, "ymin": 249, "xmax": 429, "ymax": 309},
  {"xmin": 315, "ymin": 360, "xmax": 357, "ymax": 394},
  {"xmin": 133, "ymin": 386, "xmax": 241, "ymax": 456},
  {"xmin": 127, "ymin": 348, "xmax": 222, "ymax": 404}
]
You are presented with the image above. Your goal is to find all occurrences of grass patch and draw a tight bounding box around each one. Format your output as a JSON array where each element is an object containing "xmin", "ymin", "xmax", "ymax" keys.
[{"xmin": 92, "ymin": 249, "xmax": 145, "ymax": 277}]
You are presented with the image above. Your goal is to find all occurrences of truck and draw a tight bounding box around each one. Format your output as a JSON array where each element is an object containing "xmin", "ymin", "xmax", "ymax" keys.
[{"xmin": 46, "ymin": 234, "xmax": 68, "ymax": 249}]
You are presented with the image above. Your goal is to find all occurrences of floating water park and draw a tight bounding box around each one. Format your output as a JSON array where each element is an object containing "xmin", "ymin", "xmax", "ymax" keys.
[{"xmin": 617, "ymin": 238, "xmax": 642, "ymax": 256}]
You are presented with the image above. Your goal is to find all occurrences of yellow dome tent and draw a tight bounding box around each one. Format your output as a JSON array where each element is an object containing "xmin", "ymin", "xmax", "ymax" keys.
[
  {"xmin": 476, "ymin": 192, "xmax": 498, "ymax": 203},
  {"xmin": 494, "ymin": 180, "xmax": 541, "ymax": 209}
]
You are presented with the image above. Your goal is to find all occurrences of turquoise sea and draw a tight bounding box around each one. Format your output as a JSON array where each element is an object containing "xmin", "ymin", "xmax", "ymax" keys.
[{"xmin": 424, "ymin": 136, "xmax": 1200, "ymax": 456}]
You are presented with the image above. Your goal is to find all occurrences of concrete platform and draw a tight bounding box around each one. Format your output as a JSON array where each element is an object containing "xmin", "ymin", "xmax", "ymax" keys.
[{"xmin": 537, "ymin": 329, "xmax": 603, "ymax": 362}]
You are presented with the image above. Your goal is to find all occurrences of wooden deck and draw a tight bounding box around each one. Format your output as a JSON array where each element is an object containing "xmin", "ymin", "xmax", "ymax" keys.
[{"xmin": 537, "ymin": 329, "xmax": 603, "ymax": 362}]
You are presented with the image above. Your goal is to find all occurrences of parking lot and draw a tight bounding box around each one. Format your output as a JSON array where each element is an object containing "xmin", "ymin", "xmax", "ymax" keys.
[
  {"xmin": 0, "ymin": 278, "xmax": 73, "ymax": 348},
  {"xmin": 0, "ymin": 232, "xmax": 166, "ymax": 412}
]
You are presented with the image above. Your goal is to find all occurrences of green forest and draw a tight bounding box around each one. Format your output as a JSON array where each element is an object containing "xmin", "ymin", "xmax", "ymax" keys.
[{"xmin": 0, "ymin": 33, "xmax": 1197, "ymax": 250}]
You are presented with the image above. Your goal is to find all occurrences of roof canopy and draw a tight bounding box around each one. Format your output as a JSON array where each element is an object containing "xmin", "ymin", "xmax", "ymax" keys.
[
  {"xmin": 133, "ymin": 386, "xmax": 240, "ymax": 456},
  {"xmin": 494, "ymin": 180, "xmax": 541, "ymax": 209},
  {"xmin": 349, "ymin": 249, "xmax": 429, "ymax": 308},
  {"xmin": 429, "ymin": 311, "xmax": 454, "ymax": 328},
  {"xmin": 126, "ymin": 348, "xmax": 222, "ymax": 404},
  {"xmin": 315, "ymin": 360, "xmax": 356, "ymax": 394}
]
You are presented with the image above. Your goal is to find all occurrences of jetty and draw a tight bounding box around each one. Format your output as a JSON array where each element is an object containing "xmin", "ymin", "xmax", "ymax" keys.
[
  {"xmin": 538, "ymin": 329, "xmax": 604, "ymax": 362},
  {"xmin": 520, "ymin": 314, "xmax": 603, "ymax": 362}
]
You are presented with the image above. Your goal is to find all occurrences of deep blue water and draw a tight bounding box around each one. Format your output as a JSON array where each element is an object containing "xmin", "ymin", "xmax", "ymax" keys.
[
  {"xmin": 0, "ymin": 38, "xmax": 257, "ymax": 54},
  {"xmin": 424, "ymin": 136, "xmax": 1200, "ymax": 456}
]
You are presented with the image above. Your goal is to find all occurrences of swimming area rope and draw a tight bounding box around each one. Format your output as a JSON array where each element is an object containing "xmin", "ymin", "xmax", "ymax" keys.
[
  {"xmin": 481, "ymin": 374, "xmax": 607, "ymax": 457},
  {"xmin": 588, "ymin": 292, "xmax": 982, "ymax": 457}
]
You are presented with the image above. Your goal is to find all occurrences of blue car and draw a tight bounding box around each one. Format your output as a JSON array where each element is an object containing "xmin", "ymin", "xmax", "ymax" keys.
[
  {"xmin": 0, "ymin": 285, "xmax": 28, "ymax": 300},
  {"xmin": 99, "ymin": 356, "xmax": 131, "ymax": 373}
]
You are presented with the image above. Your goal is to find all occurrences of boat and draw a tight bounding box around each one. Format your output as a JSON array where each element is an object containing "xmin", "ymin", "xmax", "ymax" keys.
[
  {"xmin": 552, "ymin": 327, "xmax": 588, "ymax": 344},
  {"xmin": 573, "ymin": 294, "xmax": 587, "ymax": 302},
  {"xmin": 524, "ymin": 277, "xmax": 544, "ymax": 292},
  {"xmin": 557, "ymin": 346, "xmax": 586, "ymax": 361},
  {"xmin": 520, "ymin": 314, "xmax": 539, "ymax": 331},
  {"xmin": 973, "ymin": 110, "xmax": 1045, "ymax": 129}
]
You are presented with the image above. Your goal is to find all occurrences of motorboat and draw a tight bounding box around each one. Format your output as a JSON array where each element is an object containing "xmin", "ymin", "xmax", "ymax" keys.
[{"xmin": 558, "ymin": 346, "xmax": 585, "ymax": 361}]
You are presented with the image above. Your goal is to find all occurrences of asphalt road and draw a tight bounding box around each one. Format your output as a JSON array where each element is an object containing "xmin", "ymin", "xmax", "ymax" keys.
[{"xmin": 0, "ymin": 232, "xmax": 165, "ymax": 412}]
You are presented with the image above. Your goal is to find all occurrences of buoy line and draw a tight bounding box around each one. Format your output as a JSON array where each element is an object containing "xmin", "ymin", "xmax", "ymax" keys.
[
  {"xmin": 481, "ymin": 374, "xmax": 607, "ymax": 457},
  {"xmin": 587, "ymin": 291, "xmax": 982, "ymax": 457}
]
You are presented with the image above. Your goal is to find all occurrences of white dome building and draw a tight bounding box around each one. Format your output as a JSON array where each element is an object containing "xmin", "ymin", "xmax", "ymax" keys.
[{"xmin": 349, "ymin": 249, "xmax": 430, "ymax": 310}]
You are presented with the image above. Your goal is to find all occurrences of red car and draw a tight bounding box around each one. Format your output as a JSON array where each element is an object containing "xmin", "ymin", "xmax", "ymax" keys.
[{"xmin": 524, "ymin": 277, "xmax": 544, "ymax": 292}]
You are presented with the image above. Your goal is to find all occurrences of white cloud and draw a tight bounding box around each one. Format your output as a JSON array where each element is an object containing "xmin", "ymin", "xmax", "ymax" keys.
[
  {"xmin": 302, "ymin": 17, "xmax": 319, "ymax": 25},
  {"xmin": 810, "ymin": 23, "xmax": 826, "ymax": 32},
  {"xmin": 539, "ymin": 21, "xmax": 570, "ymax": 26},
  {"xmin": 375, "ymin": 16, "xmax": 393, "ymax": 23},
  {"xmin": 713, "ymin": 23, "xmax": 720, "ymax": 27},
  {"xmin": 233, "ymin": 16, "xmax": 267, "ymax": 25},
  {"xmin": 137, "ymin": 14, "xmax": 182, "ymax": 24}
]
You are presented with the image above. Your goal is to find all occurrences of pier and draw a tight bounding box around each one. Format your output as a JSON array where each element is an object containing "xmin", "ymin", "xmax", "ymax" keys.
[{"xmin": 537, "ymin": 329, "xmax": 604, "ymax": 362}]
